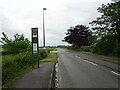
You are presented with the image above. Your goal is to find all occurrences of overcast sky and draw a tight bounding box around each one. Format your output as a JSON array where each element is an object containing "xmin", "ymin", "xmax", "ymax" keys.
[{"xmin": 0, "ymin": 0, "xmax": 112, "ymax": 46}]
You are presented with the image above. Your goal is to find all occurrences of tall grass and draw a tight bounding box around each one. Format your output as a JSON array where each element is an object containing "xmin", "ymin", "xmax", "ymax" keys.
[
  {"xmin": 46, "ymin": 48, "xmax": 57, "ymax": 53},
  {"xmin": 2, "ymin": 52, "xmax": 32, "ymax": 87},
  {"xmin": 40, "ymin": 53, "xmax": 57, "ymax": 62},
  {"xmin": 80, "ymin": 46, "xmax": 92, "ymax": 52},
  {"xmin": 2, "ymin": 48, "xmax": 49, "ymax": 87},
  {"xmin": 2, "ymin": 48, "xmax": 56, "ymax": 87}
]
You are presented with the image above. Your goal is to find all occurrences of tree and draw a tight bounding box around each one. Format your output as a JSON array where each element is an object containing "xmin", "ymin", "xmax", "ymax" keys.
[
  {"xmin": 63, "ymin": 25, "xmax": 91, "ymax": 47},
  {"xmin": 0, "ymin": 32, "xmax": 31, "ymax": 54},
  {"xmin": 89, "ymin": 1, "xmax": 120, "ymax": 56},
  {"xmin": 89, "ymin": 1, "xmax": 120, "ymax": 40}
]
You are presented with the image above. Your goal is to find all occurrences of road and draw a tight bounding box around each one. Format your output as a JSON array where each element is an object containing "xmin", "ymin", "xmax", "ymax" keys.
[{"xmin": 56, "ymin": 48, "xmax": 119, "ymax": 88}]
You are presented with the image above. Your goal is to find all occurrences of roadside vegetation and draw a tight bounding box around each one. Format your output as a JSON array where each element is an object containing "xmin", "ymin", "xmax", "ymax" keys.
[
  {"xmin": 0, "ymin": 32, "xmax": 57, "ymax": 88},
  {"xmin": 40, "ymin": 53, "xmax": 57, "ymax": 63},
  {"xmin": 63, "ymin": 1, "xmax": 120, "ymax": 58},
  {"xmin": 46, "ymin": 48, "xmax": 57, "ymax": 53},
  {"xmin": 0, "ymin": 46, "xmax": 3, "ymax": 52},
  {"xmin": 2, "ymin": 48, "xmax": 55, "ymax": 87},
  {"xmin": 2, "ymin": 52, "xmax": 32, "ymax": 87},
  {"xmin": 1, "ymin": 0, "xmax": 120, "ymax": 88}
]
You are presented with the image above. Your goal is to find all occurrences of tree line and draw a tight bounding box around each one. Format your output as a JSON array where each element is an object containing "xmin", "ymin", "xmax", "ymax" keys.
[{"xmin": 63, "ymin": 1, "xmax": 120, "ymax": 57}]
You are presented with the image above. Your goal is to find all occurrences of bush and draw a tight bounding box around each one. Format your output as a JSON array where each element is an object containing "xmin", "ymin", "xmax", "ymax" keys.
[
  {"xmin": 39, "ymin": 49, "xmax": 47, "ymax": 59},
  {"xmin": 92, "ymin": 36, "xmax": 120, "ymax": 57},
  {"xmin": 0, "ymin": 32, "xmax": 31, "ymax": 54},
  {"xmin": 2, "ymin": 48, "xmax": 48, "ymax": 87},
  {"xmin": 80, "ymin": 46, "xmax": 91, "ymax": 52},
  {"xmin": 66, "ymin": 46, "xmax": 77, "ymax": 50},
  {"xmin": 2, "ymin": 52, "xmax": 32, "ymax": 87}
]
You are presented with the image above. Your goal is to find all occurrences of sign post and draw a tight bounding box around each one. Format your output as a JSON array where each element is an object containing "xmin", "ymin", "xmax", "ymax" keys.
[{"xmin": 31, "ymin": 28, "xmax": 39, "ymax": 68}]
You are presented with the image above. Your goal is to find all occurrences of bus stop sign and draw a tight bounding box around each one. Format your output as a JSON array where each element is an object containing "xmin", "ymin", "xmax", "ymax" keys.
[{"xmin": 32, "ymin": 28, "xmax": 38, "ymax": 54}]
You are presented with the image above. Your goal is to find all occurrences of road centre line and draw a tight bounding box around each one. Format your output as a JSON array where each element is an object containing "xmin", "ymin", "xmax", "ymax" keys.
[
  {"xmin": 111, "ymin": 71, "xmax": 120, "ymax": 76},
  {"xmin": 84, "ymin": 60, "xmax": 98, "ymax": 66},
  {"xmin": 83, "ymin": 60, "xmax": 120, "ymax": 77},
  {"xmin": 76, "ymin": 56, "xmax": 81, "ymax": 59},
  {"xmin": 75, "ymin": 55, "xmax": 98, "ymax": 66}
]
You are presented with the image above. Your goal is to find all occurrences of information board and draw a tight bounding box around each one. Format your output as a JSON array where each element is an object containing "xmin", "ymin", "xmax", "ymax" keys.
[{"xmin": 32, "ymin": 28, "xmax": 38, "ymax": 54}]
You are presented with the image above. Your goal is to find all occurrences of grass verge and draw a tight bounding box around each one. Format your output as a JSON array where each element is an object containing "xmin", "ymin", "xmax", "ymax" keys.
[
  {"xmin": 2, "ymin": 48, "xmax": 57, "ymax": 88},
  {"xmin": 40, "ymin": 53, "xmax": 57, "ymax": 63},
  {"xmin": 6, "ymin": 66, "xmax": 33, "ymax": 88},
  {"xmin": 0, "ymin": 47, "xmax": 3, "ymax": 52},
  {"xmin": 63, "ymin": 47, "xmax": 120, "ymax": 60},
  {"xmin": 2, "ymin": 52, "xmax": 32, "ymax": 88},
  {"xmin": 81, "ymin": 51, "xmax": 120, "ymax": 60}
]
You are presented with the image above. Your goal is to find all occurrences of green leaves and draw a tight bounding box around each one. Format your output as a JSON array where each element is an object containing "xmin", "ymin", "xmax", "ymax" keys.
[
  {"xmin": 89, "ymin": 1, "xmax": 120, "ymax": 56},
  {"xmin": 1, "ymin": 32, "xmax": 31, "ymax": 54},
  {"xmin": 89, "ymin": 1, "xmax": 120, "ymax": 40},
  {"xmin": 63, "ymin": 25, "xmax": 91, "ymax": 47}
]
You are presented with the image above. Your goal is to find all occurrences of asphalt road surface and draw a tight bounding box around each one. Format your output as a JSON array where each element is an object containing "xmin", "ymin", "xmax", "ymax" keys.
[{"xmin": 56, "ymin": 48, "xmax": 120, "ymax": 88}]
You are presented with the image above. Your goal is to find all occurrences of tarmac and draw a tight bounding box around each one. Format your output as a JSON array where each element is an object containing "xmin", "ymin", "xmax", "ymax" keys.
[{"xmin": 10, "ymin": 62, "xmax": 54, "ymax": 88}]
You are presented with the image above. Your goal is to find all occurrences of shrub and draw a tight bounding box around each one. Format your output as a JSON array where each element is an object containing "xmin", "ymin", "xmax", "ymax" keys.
[
  {"xmin": 2, "ymin": 52, "xmax": 32, "ymax": 87},
  {"xmin": 66, "ymin": 46, "xmax": 77, "ymax": 50},
  {"xmin": 80, "ymin": 46, "xmax": 91, "ymax": 52},
  {"xmin": 2, "ymin": 49, "xmax": 48, "ymax": 87},
  {"xmin": 39, "ymin": 48, "xmax": 48, "ymax": 59},
  {"xmin": 92, "ymin": 36, "xmax": 118, "ymax": 56},
  {"xmin": 0, "ymin": 32, "xmax": 31, "ymax": 54}
]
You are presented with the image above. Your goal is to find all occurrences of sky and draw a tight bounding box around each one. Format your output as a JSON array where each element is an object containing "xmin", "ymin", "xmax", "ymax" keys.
[{"xmin": 0, "ymin": 0, "xmax": 113, "ymax": 46}]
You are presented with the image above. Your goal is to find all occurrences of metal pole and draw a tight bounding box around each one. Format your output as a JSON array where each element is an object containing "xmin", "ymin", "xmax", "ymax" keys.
[
  {"xmin": 37, "ymin": 29, "xmax": 39, "ymax": 68},
  {"xmin": 43, "ymin": 8, "xmax": 46, "ymax": 48},
  {"xmin": 31, "ymin": 29, "xmax": 34, "ymax": 68}
]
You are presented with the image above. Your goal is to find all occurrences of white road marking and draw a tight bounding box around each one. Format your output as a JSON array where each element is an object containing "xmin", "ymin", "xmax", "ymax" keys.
[
  {"xmin": 76, "ymin": 55, "xmax": 98, "ymax": 66},
  {"xmin": 76, "ymin": 56, "xmax": 81, "ymax": 59},
  {"xmin": 55, "ymin": 63, "xmax": 58, "ymax": 68},
  {"xmin": 111, "ymin": 71, "xmax": 120, "ymax": 76},
  {"xmin": 55, "ymin": 63, "xmax": 60, "ymax": 88},
  {"xmin": 89, "ymin": 62, "xmax": 98, "ymax": 66},
  {"xmin": 78, "ymin": 57, "xmax": 81, "ymax": 59},
  {"xmin": 84, "ymin": 60, "xmax": 98, "ymax": 66}
]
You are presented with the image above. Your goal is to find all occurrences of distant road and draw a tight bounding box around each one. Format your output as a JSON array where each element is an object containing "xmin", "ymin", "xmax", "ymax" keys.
[{"xmin": 56, "ymin": 48, "xmax": 119, "ymax": 88}]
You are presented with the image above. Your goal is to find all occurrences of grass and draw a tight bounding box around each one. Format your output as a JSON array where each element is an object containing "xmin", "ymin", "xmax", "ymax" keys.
[
  {"xmin": 0, "ymin": 47, "xmax": 3, "ymax": 52},
  {"xmin": 46, "ymin": 48, "xmax": 57, "ymax": 51},
  {"xmin": 86, "ymin": 52, "xmax": 120, "ymax": 60},
  {"xmin": 40, "ymin": 53, "xmax": 57, "ymax": 62},
  {"xmin": 2, "ymin": 53, "xmax": 32, "ymax": 88},
  {"xmin": 2, "ymin": 54, "xmax": 23, "ymax": 64},
  {"xmin": 80, "ymin": 51, "xmax": 120, "ymax": 60},
  {"xmin": 2, "ymin": 48, "xmax": 57, "ymax": 88},
  {"xmin": 0, "ymin": 55, "xmax": 2, "ymax": 65},
  {"xmin": 62, "ymin": 46, "xmax": 120, "ymax": 60},
  {"xmin": 5, "ymin": 66, "xmax": 32, "ymax": 88},
  {"xmin": 39, "ymin": 47, "xmax": 57, "ymax": 52}
]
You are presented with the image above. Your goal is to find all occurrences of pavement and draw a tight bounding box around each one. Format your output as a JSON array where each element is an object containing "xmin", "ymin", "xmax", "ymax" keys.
[
  {"xmin": 56, "ymin": 48, "xmax": 120, "ymax": 88},
  {"xmin": 10, "ymin": 62, "xmax": 54, "ymax": 88}
]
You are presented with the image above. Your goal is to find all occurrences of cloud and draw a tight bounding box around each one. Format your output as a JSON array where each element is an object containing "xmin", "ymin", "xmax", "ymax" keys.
[
  {"xmin": 0, "ymin": 0, "xmax": 112, "ymax": 46},
  {"xmin": 0, "ymin": 14, "xmax": 23, "ymax": 38}
]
